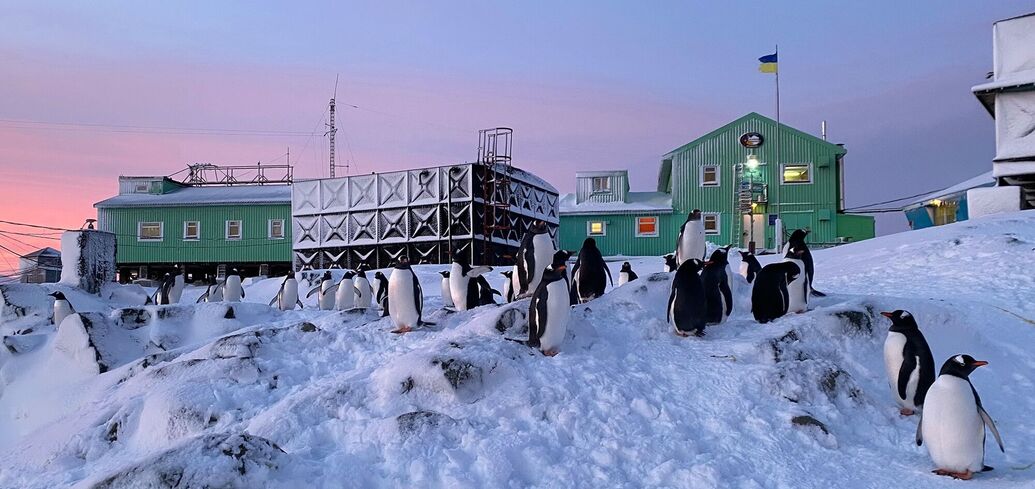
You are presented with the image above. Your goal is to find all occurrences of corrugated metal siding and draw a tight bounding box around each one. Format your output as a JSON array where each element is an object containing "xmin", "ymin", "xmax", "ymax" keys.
[
  {"xmin": 575, "ymin": 173, "xmax": 628, "ymax": 204},
  {"xmin": 97, "ymin": 204, "xmax": 292, "ymax": 264},
  {"xmin": 835, "ymin": 214, "xmax": 876, "ymax": 242},
  {"xmin": 560, "ymin": 213, "xmax": 676, "ymax": 256}
]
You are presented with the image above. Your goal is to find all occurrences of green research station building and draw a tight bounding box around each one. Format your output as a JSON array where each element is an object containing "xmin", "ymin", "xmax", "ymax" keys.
[{"xmin": 559, "ymin": 112, "xmax": 875, "ymax": 256}]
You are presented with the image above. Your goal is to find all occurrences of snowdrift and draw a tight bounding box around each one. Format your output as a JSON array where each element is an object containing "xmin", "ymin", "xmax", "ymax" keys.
[{"xmin": 1, "ymin": 210, "xmax": 1034, "ymax": 488}]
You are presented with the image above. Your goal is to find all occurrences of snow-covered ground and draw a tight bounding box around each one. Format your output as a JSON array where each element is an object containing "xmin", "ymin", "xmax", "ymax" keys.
[{"xmin": 1, "ymin": 210, "xmax": 1034, "ymax": 488}]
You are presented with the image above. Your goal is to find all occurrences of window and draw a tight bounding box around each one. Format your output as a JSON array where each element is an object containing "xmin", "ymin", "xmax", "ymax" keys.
[
  {"xmin": 134, "ymin": 182, "xmax": 150, "ymax": 193},
  {"xmin": 138, "ymin": 222, "xmax": 163, "ymax": 241},
  {"xmin": 183, "ymin": 221, "xmax": 200, "ymax": 241},
  {"xmin": 226, "ymin": 220, "xmax": 242, "ymax": 240},
  {"xmin": 703, "ymin": 213, "xmax": 720, "ymax": 235},
  {"xmin": 268, "ymin": 219, "xmax": 285, "ymax": 239},
  {"xmin": 635, "ymin": 216, "xmax": 658, "ymax": 237},
  {"xmin": 591, "ymin": 176, "xmax": 610, "ymax": 193},
  {"xmin": 587, "ymin": 220, "xmax": 607, "ymax": 236},
  {"xmin": 782, "ymin": 163, "xmax": 812, "ymax": 184},
  {"xmin": 700, "ymin": 165, "xmax": 720, "ymax": 186}
]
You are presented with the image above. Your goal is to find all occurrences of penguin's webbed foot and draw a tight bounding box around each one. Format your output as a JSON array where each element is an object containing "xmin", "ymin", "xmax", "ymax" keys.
[
  {"xmin": 693, "ymin": 330, "xmax": 706, "ymax": 337},
  {"xmin": 899, "ymin": 408, "xmax": 915, "ymax": 416},
  {"xmin": 391, "ymin": 325, "xmax": 413, "ymax": 334},
  {"xmin": 542, "ymin": 348, "xmax": 559, "ymax": 357},
  {"xmin": 933, "ymin": 469, "xmax": 973, "ymax": 480},
  {"xmin": 674, "ymin": 330, "xmax": 690, "ymax": 338}
]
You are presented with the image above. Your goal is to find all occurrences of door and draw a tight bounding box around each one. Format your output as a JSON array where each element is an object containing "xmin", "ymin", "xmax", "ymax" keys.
[{"xmin": 742, "ymin": 215, "xmax": 766, "ymax": 250}]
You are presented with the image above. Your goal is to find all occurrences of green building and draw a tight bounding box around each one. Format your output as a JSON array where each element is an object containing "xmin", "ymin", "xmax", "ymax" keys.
[
  {"xmin": 94, "ymin": 175, "xmax": 293, "ymax": 282},
  {"xmin": 559, "ymin": 112, "xmax": 874, "ymax": 255}
]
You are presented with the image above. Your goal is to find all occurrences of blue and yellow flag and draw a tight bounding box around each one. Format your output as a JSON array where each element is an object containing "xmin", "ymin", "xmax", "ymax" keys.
[{"xmin": 759, "ymin": 53, "xmax": 778, "ymax": 73}]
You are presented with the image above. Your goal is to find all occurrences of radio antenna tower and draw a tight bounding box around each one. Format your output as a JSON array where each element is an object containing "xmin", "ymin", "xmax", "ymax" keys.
[{"xmin": 326, "ymin": 75, "xmax": 339, "ymax": 178}]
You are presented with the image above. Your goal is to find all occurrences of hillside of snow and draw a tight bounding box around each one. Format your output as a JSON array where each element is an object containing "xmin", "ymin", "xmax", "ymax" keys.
[{"xmin": 1, "ymin": 210, "xmax": 1034, "ymax": 488}]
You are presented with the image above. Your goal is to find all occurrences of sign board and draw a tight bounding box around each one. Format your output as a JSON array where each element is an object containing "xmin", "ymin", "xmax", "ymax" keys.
[
  {"xmin": 768, "ymin": 214, "xmax": 778, "ymax": 226},
  {"xmin": 740, "ymin": 132, "xmax": 764, "ymax": 148}
]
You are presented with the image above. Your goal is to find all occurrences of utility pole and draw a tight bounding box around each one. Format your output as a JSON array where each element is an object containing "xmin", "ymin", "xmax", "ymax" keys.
[{"xmin": 326, "ymin": 75, "xmax": 339, "ymax": 178}]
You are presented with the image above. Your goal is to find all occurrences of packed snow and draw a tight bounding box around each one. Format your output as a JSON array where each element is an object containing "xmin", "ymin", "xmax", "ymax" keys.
[{"xmin": 1, "ymin": 210, "xmax": 1034, "ymax": 488}]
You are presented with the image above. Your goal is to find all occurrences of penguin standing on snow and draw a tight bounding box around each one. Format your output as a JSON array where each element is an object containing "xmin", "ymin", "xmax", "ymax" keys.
[
  {"xmin": 513, "ymin": 220, "xmax": 556, "ymax": 299},
  {"xmin": 570, "ymin": 238, "xmax": 612, "ymax": 304},
  {"xmin": 675, "ymin": 209, "xmax": 706, "ymax": 265},
  {"xmin": 917, "ymin": 354, "xmax": 1004, "ymax": 480},
  {"xmin": 475, "ymin": 276, "xmax": 501, "ymax": 306},
  {"xmin": 663, "ymin": 254, "xmax": 678, "ymax": 273},
  {"xmin": 387, "ymin": 257, "xmax": 424, "ymax": 334},
  {"xmin": 500, "ymin": 270, "xmax": 515, "ymax": 303},
  {"xmin": 528, "ymin": 251, "xmax": 573, "ymax": 356},
  {"xmin": 197, "ymin": 278, "xmax": 224, "ymax": 303},
  {"xmin": 49, "ymin": 291, "xmax": 74, "ymax": 326},
  {"xmin": 701, "ymin": 248, "xmax": 734, "ymax": 325},
  {"xmin": 223, "ymin": 269, "xmax": 244, "ymax": 302},
  {"xmin": 334, "ymin": 270, "xmax": 356, "ymax": 311},
  {"xmin": 751, "ymin": 261, "xmax": 801, "ymax": 323},
  {"xmin": 169, "ymin": 265, "xmax": 185, "ymax": 304},
  {"xmin": 668, "ymin": 258, "xmax": 708, "ymax": 337},
  {"xmin": 268, "ymin": 275, "xmax": 303, "ymax": 311},
  {"xmin": 354, "ymin": 266, "xmax": 373, "ymax": 308},
  {"xmin": 738, "ymin": 250, "xmax": 762, "ymax": 284},
  {"xmin": 782, "ymin": 229, "xmax": 824, "ymax": 297},
  {"xmin": 782, "ymin": 246, "xmax": 809, "ymax": 314},
  {"xmin": 438, "ymin": 271, "xmax": 454, "ymax": 308},
  {"xmin": 305, "ymin": 271, "xmax": 338, "ymax": 310},
  {"xmin": 618, "ymin": 262, "xmax": 638, "ymax": 286},
  {"xmin": 152, "ymin": 273, "xmax": 174, "ymax": 305},
  {"xmin": 374, "ymin": 271, "xmax": 390, "ymax": 314},
  {"xmin": 881, "ymin": 310, "xmax": 936, "ymax": 416},
  {"xmin": 449, "ymin": 250, "xmax": 492, "ymax": 311}
]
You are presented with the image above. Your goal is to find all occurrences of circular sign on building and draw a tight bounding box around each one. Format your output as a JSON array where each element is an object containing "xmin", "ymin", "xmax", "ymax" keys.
[{"xmin": 740, "ymin": 132, "xmax": 764, "ymax": 148}]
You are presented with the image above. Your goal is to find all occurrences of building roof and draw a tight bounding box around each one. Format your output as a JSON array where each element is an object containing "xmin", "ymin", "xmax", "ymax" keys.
[
  {"xmin": 902, "ymin": 171, "xmax": 996, "ymax": 209},
  {"xmin": 95, "ymin": 184, "xmax": 292, "ymax": 208},
  {"xmin": 20, "ymin": 247, "xmax": 60, "ymax": 259},
  {"xmin": 559, "ymin": 191, "xmax": 673, "ymax": 215}
]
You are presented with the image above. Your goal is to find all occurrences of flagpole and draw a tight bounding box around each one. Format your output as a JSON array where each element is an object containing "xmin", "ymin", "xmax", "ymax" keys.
[{"xmin": 774, "ymin": 44, "xmax": 781, "ymax": 244}]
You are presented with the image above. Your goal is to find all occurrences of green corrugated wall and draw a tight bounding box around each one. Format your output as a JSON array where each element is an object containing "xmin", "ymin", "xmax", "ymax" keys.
[{"xmin": 97, "ymin": 204, "xmax": 292, "ymax": 264}]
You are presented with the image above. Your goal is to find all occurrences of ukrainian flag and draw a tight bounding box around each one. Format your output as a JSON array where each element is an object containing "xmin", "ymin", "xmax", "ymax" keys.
[{"xmin": 759, "ymin": 53, "xmax": 778, "ymax": 73}]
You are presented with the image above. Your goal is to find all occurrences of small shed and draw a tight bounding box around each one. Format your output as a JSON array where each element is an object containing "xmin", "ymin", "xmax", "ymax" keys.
[
  {"xmin": 19, "ymin": 247, "xmax": 62, "ymax": 284},
  {"xmin": 903, "ymin": 171, "xmax": 995, "ymax": 229}
]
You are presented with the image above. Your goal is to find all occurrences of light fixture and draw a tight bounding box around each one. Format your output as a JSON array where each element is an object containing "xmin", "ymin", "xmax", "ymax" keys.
[
  {"xmin": 746, "ymin": 154, "xmax": 760, "ymax": 170},
  {"xmin": 929, "ymin": 199, "xmax": 942, "ymax": 206}
]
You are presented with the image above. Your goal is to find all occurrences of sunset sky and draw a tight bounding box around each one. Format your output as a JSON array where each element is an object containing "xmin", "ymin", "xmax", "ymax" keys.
[{"xmin": 1, "ymin": 1, "xmax": 1031, "ymax": 267}]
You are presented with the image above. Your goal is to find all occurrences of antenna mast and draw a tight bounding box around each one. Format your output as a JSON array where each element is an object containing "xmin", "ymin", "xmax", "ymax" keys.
[{"xmin": 326, "ymin": 75, "xmax": 339, "ymax": 178}]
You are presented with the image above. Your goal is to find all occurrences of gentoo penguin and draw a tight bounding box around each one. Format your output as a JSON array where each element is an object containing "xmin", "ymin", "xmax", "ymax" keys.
[
  {"xmin": 917, "ymin": 355, "xmax": 1004, "ymax": 480},
  {"xmin": 513, "ymin": 220, "xmax": 556, "ymax": 299},
  {"xmin": 782, "ymin": 246, "xmax": 809, "ymax": 314},
  {"xmin": 751, "ymin": 261, "xmax": 801, "ymax": 324},
  {"xmin": 354, "ymin": 266, "xmax": 373, "ymax": 308},
  {"xmin": 388, "ymin": 258, "xmax": 424, "ymax": 333},
  {"xmin": 881, "ymin": 310, "xmax": 936, "ymax": 416},
  {"xmin": 667, "ymin": 258, "xmax": 708, "ymax": 337},
  {"xmin": 500, "ymin": 270, "xmax": 515, "ymax": 303},
  {"xmin": 438, "ymin": 271, "xmax": 454, "ymax": 308},
  {"xmin": 152, "ymin": 273, "xmax": 174, "ymax": 305},
  {"xmin": 169, "ymin": 266, "xmax": 185, "ymax": 304},
  {"xmin": 675, "ymin": 209, "xmax": 706, "ymax": 266},
  {"xmin": 663, "ymin": 254, "xmax": 678, "ymax": 273},
  {"xmin": 701, "ymin": 248, "xmax": 734, "ymax": 325},
  {"xmin": 570, "ymin": 238, "xmax": 612, "ymax": 304},
  {"xmin": 223, "ymin": 269, "xmax": 244, "ymax": 302},
  {"xmin": 528, "ymin": 251, "xmax": 572, "ymax": 356},
  {"xmin": 782, "ymin": 229, "xmax": 824, "ymax": 297},
  {"xmin": 449, "ymin": 250, "xmax": 492, "ymax": 311},
  {"xmin": 335, "ymin": 270, "xmax": 357, "ymax": 311},
  {"xmin": 197, "ymin": 278, "xmax": 224, "ymax": 303},
  {"xmin": 268, "ymin": 275, "xmax": 303, "ymax": 311},
  {"xmin": 738, "ymin": 250, "xmax": 762, "ymax": 284},
  {"xmin": 618, "ymin": 262, "xmax": 638, "ymax": 286},
  {"xmin": 49, "ymin": 291, "xmax": 74, "ymax": 326},
  {"xmin": 374, "ymin": 271, "xmax": 390, "ymax": 314},
  {"xmin": 475, "ymin": 276, "xmax": 501, "ymax": 307},
  {"xmin": 305, "ymin": 271, "xmax": 338, "ymax": 310}
]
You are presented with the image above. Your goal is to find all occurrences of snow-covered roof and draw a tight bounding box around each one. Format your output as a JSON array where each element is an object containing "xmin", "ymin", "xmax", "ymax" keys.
[
  {"xmin": 95, "ymin": 185, "xmax": 292, "ymax": 208},
  {"xmin": 559, "ymin": 191, "xmax": 673, "ymax": 215},
  {"xmin": 902, "ymin": 171, "xmax": 995, "ymax": 208}
]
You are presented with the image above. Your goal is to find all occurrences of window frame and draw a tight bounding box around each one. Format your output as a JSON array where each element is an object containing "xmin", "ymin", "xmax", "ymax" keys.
[
  {"xmin": 702, "ymin": 213, "xmax": 720, "ymax": 236},
  {"xmin": 590, "ymin": 176, "xmax": 611, "ymax": 194},
  {"xmin": 183, "ymin": 221, "xmax": 200, "ymax": 241},
  {"xmin": 781, "ymin": 163, "xmax": 813, "ymax": 185},
  {"xmin": 635, "ymin": 216, "xmax": 659, "ymax": 237},
  {"xmin": 225, "ymin": 220, "xmax": 243, "ymax": 241},
  {"xmin": 268, "ymin": 219, "xmax": 285, "ymax": 240},
  {"xmin": 137, "ymin": 221, "xmax": 163, "ymax": 242},
  {"xmin": 699, "ymin": 165, "xmax": 721, "ymax": 187},
  {"xmin": 587, "ymin": 220, "xmax": 607, "ymax": 237},
  {"xmin": 134, "ymin": 182, "xmax": 150, "ymax": 193}
]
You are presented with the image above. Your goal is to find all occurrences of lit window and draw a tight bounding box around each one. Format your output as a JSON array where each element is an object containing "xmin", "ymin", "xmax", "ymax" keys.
[
  {"xmin": 703, "ymin": 213, "xmax": 720, "ymax": 235},
  {"xmin": 587, "ymin": 221, "xmax": 606, "ymax": 236},
  {"xmin": 635, "ymin": 216, "xmax": 658, "ymax": 237},
  {"xmin": 226, "ymin": 220, "xmax": 242, "ymax": 240},
  {"xmin": 268, "ymin": 219, "xmax": 285, "ymax": 239},
  {"xmin": 591, "ymin": 176, "xmax": 610, "ymax": 193},
  {"xmin": 138, "ymin": 222, "xmax": 163, "ymax": 241},
  {"xmin": 183, "ymin": 221, "xmax": 200, "ymax": 241},
  {"xmin": 782, "ymin": 164, "xmax": 812, "ymax": 184},
  {"xmin": 700, "ymin": 165, "xmax": 720, "ymax": 186}
]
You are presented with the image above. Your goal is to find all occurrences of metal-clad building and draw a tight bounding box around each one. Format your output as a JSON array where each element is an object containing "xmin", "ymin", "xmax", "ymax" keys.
[
  {"xmin": 18, "ymin": 247, "xmax": 61, "ymax": 284},
  {"xmin": 559, "ymin": 113, "xmax": 874, "ymax": 255},
  {"xmin": 902, "ymin": 171, "xmax": 995, "ymax": 229}
]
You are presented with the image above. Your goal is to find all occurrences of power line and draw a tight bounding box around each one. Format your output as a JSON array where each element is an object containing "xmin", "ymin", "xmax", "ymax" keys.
[
  {"xmin": 842, "ymin": 187, "xmax": 951, "ymax": 212},
  {"xmin": 0, "ymin": 219, "xmax": 69, "ymax": 231},
  {"xmin": 0, "ymin": 117, "xmax": 322, "ymax": 137}
]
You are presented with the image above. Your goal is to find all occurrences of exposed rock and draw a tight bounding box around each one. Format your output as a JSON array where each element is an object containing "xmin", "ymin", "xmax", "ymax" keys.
[
  {"xmin": 116, "ymin": 308, "xmax": 151, "ymax": 330},
  {"xmin": 299, "ymin": 322, "xmax": 318, "ymax": 333},
  {"xmin": 396, "ymin": 411, "xmax": 456, "ymax": 438},
  {"xmin": 791, "ymin": 415, "xmax": 829, "ymax": 435}
]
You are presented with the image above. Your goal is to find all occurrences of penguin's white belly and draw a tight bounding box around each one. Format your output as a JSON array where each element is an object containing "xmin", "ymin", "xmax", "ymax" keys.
[
  {"xmin": 678, "ymin": 224, "xmax": 706, "ymax": 263},
  {"xmin": 440, "ymin": 277, "xmax": 454, "ymax": 307},
  {"xmin": 355, "ymin": 279, "xmax": 372, "ymax": 307},
  {"xmin": 922, "ymin": 376, "xmax": 985, "ymax": 473},
  {"xmin": 529, "ymin": 235, "xmax": 556, "ymax": 293},
  {"xmin": 739, "ymin": 262, "xmax": 750, "ymax": 280},
  {"xmin": 336, "ymin": 279, "xmax": 355, "ymax": 310},
  {"xmin": 538, "ymin": 280, "xmax": 570, "ymax": 353},
  {"xmin": 319, "ymin": 282, "xmax": 336, "ymax": 310},
  {"xmin": 210, "ymin": 286, "xmax": 224, "ymax": 302},
  {"xmin": 783, "ymin": 258, "xmax": 808, "ymax": 313},
  {"xmin": 619, "ymin": 272, "xmax": 629, "ymax": 286},
  {"xmin": 54, "ymin": 301, "xmax": 73, "ymax": 327},
  {"xmin": 389, "ymin": 273, "xmax": 419, "ymax": 328},
  {"xmin": 449, "ymin": 264, "xmax": 468, "ymax": 310},
  {"xmin": 224, "ymin": 277, "xmax": 243, "ymax": 302},
  {"xmin": 883, "ymin": 332, "xmax": 919, "ymax": 409},
  {"xmin": 501, "ymin": 280, "xmax": 512, "ymax": 302},
  {"xmin": 170, "ymin": 277, "xmax": 184, "ymax": 303},
  {"xmin": 510, "ymin": 264, "xmax": 521, "ymax": 296},
  {"xmin": 281, "ymin": 281, "xmax": 299, "ymax": 311}
]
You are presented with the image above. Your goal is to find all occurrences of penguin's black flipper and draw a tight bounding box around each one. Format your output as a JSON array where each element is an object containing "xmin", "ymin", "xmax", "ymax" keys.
[
  {"xmin": 897, "ymin": 353, "xmax": 918, "ymax": 401},
  {"xmin": 305, "ymin": 286, "xmax": 321, "ymax": 299},
  {"xmin": 629, "ymin": 270, "xmax": 638, "ymax": 282},
  {"xmin": 241, "ymin": 288, "xmax": 246, "ymax": 298},
  {"xmin": 196, "ymin": 291, "xmax": 209, "ymax": 304},
  {"xmin": 296, "ymin": 299, "xmax": 305, "ymax": 310},
  {"xmin": 978, "ymin": 405, "xmax": 1005, "ymax": 452},
  {"xmin": 719, "ymin": 276, "xmax": 734, "ymax": 317},
  {"xmin": 268, "ymin": 295, "xmax": 279, "ymax": 307},
  {"xmin": 915, "ymin": 411, "xmax": 924, "ymax": 447}
]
